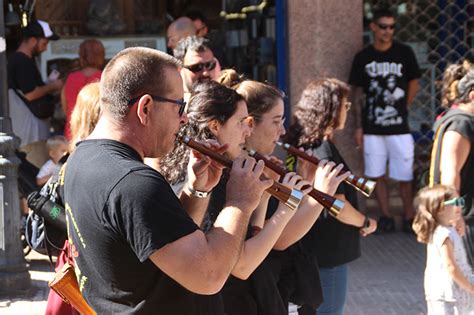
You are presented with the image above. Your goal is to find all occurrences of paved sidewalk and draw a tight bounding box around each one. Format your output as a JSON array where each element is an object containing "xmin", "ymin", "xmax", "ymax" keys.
[
  {"xmin": 0, "ymin": 251, "xmax": 52, "ymax": 315},
  {"xmin": 346, "ymin": 232, "xmax": 427, "ymax": 315}
]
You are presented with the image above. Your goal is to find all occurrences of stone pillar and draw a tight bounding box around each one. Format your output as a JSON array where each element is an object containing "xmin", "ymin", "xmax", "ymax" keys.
[{"xmin": 287, "ymin": 0, "xmax": 364, "ymax": 175}]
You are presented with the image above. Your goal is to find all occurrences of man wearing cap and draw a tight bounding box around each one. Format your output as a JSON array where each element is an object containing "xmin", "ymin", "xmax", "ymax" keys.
[{"xmin": 8, "ymin": 19, "xmax": 63, "ymax": 167}]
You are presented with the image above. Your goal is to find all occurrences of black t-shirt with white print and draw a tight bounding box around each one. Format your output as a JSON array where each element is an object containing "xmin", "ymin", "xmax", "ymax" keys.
[
  {"xmin": 64, "ymin": 139, "xmax": 224, "ymax": 315},
  {"xmin": 349, "ymin": 41, "xmax": 421, "ymax": 135}
]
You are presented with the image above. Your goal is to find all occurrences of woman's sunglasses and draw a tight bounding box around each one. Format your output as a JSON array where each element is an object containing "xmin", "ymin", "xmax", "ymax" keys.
[{"xmin": 184, "ymin": 60, "xmax": 217, "ymax": 73}]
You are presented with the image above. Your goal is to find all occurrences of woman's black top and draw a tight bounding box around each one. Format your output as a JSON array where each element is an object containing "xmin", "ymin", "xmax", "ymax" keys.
[
  {"xmin": 299, "ymin": 140, "xmax": 361, "ymax": 268},
  {"xmin": 205, "ymin": 174, "xmax": 288, "ymax": 315}
]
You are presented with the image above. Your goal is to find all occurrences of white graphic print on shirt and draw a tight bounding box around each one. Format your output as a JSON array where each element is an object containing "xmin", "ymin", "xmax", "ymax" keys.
[{"xmin": 365, "ymin": 62, "xmax": 405, "ymax": 128}]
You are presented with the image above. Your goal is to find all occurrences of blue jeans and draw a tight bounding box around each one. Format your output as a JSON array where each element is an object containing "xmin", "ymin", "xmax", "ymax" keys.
[{"xmin": 316, "ymin": 264, "xmax": 348, "ymax": 315}]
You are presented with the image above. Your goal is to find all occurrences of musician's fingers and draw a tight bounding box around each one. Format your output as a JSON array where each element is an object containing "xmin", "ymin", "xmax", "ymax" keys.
[
  {"xmin": 329, "ymin": 163, "xmax": 345, "ymax": 177},
  {"xmin": 323, "ymin": 161, "xmax": 336, "ymax": 174},
  {"xmin": 318, "ymin": 159, "xmax": 328, "ymax": 169},
  {"xmin": 260, "ymin": 178, "xmax": 274, "ymax": 190},
  {"xmin": 252, "ymin": 159, "xmax": 266, "ymax": 177},
  {"xmin": 296, "ymin": 180, "xmax": 312, "ymax": 193},
  {"xmin": 202, "ymin": 140, "xmax": 228, "ymax": 155},
  {"xmin": 336, "ymin": 170, "xmax": 351, "ymax": 182},
  {"xmin": 232, "ymin": 156, "xmax": 246, "ymax": 170},
  {"xmin": 242, "ymin": 156, "xmax": 257, "ymax": 172},
  {"xmin": 191, "ymin": 154, "xmax": 211, "ymax": 175},
  {"xmin": 268, "ymin": 155, "xmax": 284, "ymax": 166},
  {"xmin": 289, "ymin": 174, "xmax": 303, "ymax": 186},
  {"xmin": 282, "ymin": 172, "xmax": 294, "ymax": 184}
]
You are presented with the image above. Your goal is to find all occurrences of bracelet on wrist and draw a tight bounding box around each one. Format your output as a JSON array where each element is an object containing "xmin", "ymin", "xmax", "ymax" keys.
[
  {"xmin": 361, "ymin": 215, "xmax": 370, "ymax": 229},
  {"xmin": 185, "ymin": 184, "xmax": 210, "ymax": 199}
]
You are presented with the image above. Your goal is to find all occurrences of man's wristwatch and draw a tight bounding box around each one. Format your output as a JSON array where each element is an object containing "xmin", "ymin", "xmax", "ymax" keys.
[{"xmin": 185, "ymin": 185, "xmax": 210, "ymax": 198}]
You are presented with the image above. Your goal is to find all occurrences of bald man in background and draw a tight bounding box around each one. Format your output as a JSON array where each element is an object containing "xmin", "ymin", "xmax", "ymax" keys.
[{"xmin": 167, "ymin": 17, "xmax": 196, "ymax": 49}]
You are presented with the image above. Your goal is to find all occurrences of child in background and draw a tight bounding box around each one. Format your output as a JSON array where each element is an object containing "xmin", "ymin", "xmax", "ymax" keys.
[
  {"xmin": 413, "ymin": 185, "xmax": 474, "ymax": 314},
  {"xmin": 36, "ymin": 135, "xmax": 68, "ymax": 186}
]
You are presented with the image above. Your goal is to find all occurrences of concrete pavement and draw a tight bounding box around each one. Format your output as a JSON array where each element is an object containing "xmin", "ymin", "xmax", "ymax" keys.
[{"xmin": 346, "ymin": 232, "xmax": 427, "ymax": 315}]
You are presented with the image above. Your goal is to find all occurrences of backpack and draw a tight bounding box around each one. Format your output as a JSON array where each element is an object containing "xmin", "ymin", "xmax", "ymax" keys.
[{"xmin": 26, "ymin": 164, "xmax": 68, "ymax": 259}]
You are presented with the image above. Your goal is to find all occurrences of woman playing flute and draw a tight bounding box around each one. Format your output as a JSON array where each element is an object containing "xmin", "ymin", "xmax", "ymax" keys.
[{"xmin": 285, "ymin": 78, "xmax": 378, "ymax": 315}]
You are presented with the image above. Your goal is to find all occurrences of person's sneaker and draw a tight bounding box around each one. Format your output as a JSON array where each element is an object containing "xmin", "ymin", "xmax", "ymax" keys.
[
  {"xmin": 375, "ymin": 216, "xmax": 396, "ymax": 234},
  {"xmin": 402, "ymin": 218, "xmax": 414, "ymax": 234}
]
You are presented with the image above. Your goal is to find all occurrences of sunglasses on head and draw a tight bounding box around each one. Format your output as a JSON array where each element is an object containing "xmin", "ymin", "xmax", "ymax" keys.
[
  {"xmin": 377, "ymin": 23, "xmax": 395, "ymax": 30},
  {"xmin": 128, "ymin": 95, "xmax": 186, "ymax": 116},
  {"xmin": 444, "ymin": 196, "xmax": 465, "ymax": 208},
  {"xmin": 184, "ymin": 59, "xmax": 217, "ymax": 73}
]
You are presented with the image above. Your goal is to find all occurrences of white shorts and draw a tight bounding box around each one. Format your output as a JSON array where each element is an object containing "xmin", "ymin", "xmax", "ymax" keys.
[{"xmin": 363, "ymin": 134, "xmax": 414, "ymax": 181}]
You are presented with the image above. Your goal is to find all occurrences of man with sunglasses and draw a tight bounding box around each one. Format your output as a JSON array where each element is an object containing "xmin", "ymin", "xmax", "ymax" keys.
[
  {"xmin": 349, "ymin": 8, "xmax": 421, "ymax": 233},
  {"xmin": 174, "ymin": 35, "xmax": 222, "ymax": 97},
  {"xmin": 63, "ymin": 47, "xmax": 273, "ymax": 314}
]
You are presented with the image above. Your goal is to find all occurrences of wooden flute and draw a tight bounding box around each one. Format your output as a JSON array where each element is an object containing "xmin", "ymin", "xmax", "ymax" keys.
[
  {"xmin": 246, "ymin": 149, "xmax": 345, "ymax": 217},
  {"xmin": 276, "ymin": 142, "xmax": 376, "ymax": 197},
  {"xmin": 181, "ymin": 137, "xmax": 304, "ymax": 211}
]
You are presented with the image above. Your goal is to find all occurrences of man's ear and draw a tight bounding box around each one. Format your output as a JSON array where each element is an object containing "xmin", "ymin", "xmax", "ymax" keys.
[
  {"xmin": 369, "ymin": 22, "xmax": 377, "ymax": 33},
  {"xmin": 207, "ymin": 119, "xmax": 220, "ymax": 136},
  {"xmin": 469, "ymin": 90, "xmax": 474, "ymax": 102},
  {"xmin": 136, "ymin": 95, "xmax": 152, "ymax": 125}
]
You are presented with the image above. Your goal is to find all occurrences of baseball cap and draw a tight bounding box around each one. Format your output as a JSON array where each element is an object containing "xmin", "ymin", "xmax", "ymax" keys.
[{"xmin": 22, "ymin": 20, "xmax": 60, "ymax": 40}]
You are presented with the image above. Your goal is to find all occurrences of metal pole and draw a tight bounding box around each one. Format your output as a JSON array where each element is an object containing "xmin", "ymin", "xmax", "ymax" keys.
[{"xmin": 0, "ymin": 0, "xmax": 31, "ymax": 294}]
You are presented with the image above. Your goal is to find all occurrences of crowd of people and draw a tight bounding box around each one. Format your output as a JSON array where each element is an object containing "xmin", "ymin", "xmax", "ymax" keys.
[{"xmin": 6, "ymin": 6, "xmax": 474, "ymax": 315}]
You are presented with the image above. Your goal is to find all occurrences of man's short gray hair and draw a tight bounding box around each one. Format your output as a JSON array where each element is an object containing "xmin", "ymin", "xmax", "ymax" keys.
[
  {"xmin": 173, "ymin": 35, "xmax": 211, "ymax": 62},
  {"xmin": 100, "ymin": 47, "xmax": 181, "ymax": 120}
]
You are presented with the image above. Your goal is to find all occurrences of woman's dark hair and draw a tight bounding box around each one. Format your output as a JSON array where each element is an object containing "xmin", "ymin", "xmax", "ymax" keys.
[
  {"xmin": 219, "ymin": 69, "xmax": 284, "ymax": 120},
  {"xmin": 285, "ymin": 78, "xmax": 349, "ymax": 147},
  {"xmin": 159, "ymin": 80, "xmax": 244, "ymax": 184}
]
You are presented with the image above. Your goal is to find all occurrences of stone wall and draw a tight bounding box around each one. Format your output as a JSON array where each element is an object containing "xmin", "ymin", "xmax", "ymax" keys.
[{"xmin": 287, "ymin": 0, "xmax": 364, "ymax": 175}]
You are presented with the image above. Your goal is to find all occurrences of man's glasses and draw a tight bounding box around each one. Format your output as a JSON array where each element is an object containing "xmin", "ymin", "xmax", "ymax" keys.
[
  {"xmin": 127, "ymin": 95, "xmax": 186, "ymax": 116},
  {"xmin": 184, "ymin": 59, "xmax": 217, "ymax": 73},
  {"xmin": 377, "ymin": 23, "xmax": 395, "ymax": 30},
  {"xmin": 444, "ymin": 196, "xmax": 465, "ymax": 208}
]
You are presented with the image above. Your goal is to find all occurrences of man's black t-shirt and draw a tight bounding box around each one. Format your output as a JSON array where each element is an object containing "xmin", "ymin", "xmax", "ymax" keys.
[
  {"xmin": 8, "ymin": 52, "xmax": 53, "ymax": 101},
  {"xmin": 8, "ymin": 52, "xmax": 54, "ymax": 117},
  {"xmin": 300, "ymin": 141, "xmax": 361, "ymax": 268},
  {"xmin": 349, "ymin": 41, "xmax": 421, "ymax": 135},
  {"xmin": 64, "ymin": 139, "xmax": 224, "ymax": 314}
]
